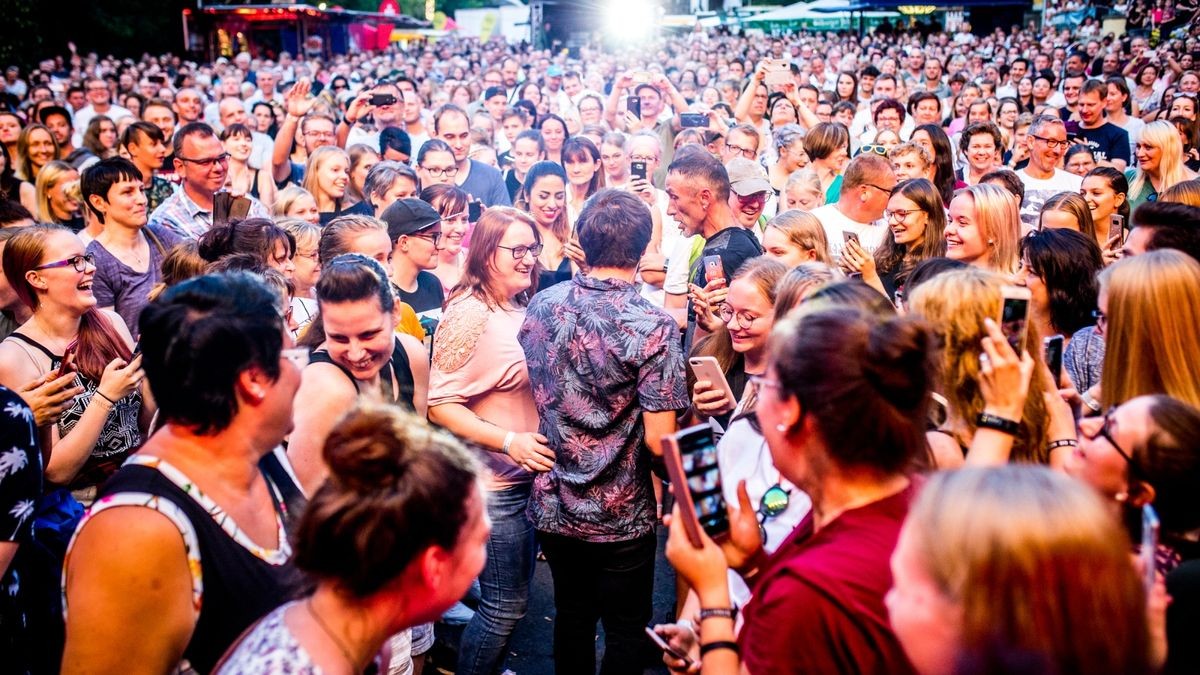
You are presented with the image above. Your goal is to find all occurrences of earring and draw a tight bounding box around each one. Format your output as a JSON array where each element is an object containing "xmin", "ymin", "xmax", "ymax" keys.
[{"xmin": 776, "ymin": 423, "xmax": 788, "ymax": 432}]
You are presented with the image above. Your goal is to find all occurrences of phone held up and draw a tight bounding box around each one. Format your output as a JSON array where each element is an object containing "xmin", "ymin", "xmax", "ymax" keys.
[
  {"xmin": 1044, "ymin": 335, "xmax": 1064, "ymax": 385},
  {"xmin": 468, "ymin": 201, "xmax": 483, "ymax": 223},
  {"xmin": 630, "ymin": 160, "xmax": 648, "ymax": 183},
  {"xmin": 627, "ymin": 95, "xmax": 641, "ymax": 119},
  {"xmin": 662, "ymin": 424, "xmax": 730, "ymax": 548},
  {"xmin": 999, "ymin": 285, "xmax": 1032, "ymax": 354},
  {"xmin": 679, "ymin": 112, "xmax": 708, "ymax": 128}
]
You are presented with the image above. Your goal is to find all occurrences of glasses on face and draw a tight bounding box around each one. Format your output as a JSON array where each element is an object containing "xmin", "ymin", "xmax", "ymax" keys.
[
  {"xmin": 1032, "ymin": 134, "xmax": 1069, "ymax": 150},
  {"xmin": 422, "ymin": 165, "xmax": 459, "ymax": 178},
  {"xmin": 718, "ymin": 304, "xmax": 762, "ymax": 328},
  {"xmin": 748, "ymin": 373, "xmax": 783, "ymax": 391},
  {"xmin": 736, "ymin": 192, "xmax": 767, "ymax": 206},
  {"xmin": 178, "ymin": 152, "xmax": 230, "ymax": 168},
  {"xmin": 1079, "ymin": 406, "xmax": 1147, "ymax": 480},
  {"xmin": 885, "ymin": 208, "xmax": 921, "ymax": 221},
  {"xmin": 497, "ymin": 243, "xmax": 544, "ymax": 260},
  {"xmin": 281, "ymin": 347, "xmax": 310, "ymax": 369},
  {"xmin": 409, "ymin": 231, "xmax": 444, "ymax": 248},
  {"xmin": 725, "ymin": 142, "xmax": 757, "ymax": 159},
  {"xmin": 35, "ymin": 253, "xmax": 95, "ymax": 272},
  {"xmin": 863, "ymin": 182, "xmax": 895, "ymax": 196},
  {"xmin": 859, "ymin": 144, "xmax": 888, "ymax": 156}
]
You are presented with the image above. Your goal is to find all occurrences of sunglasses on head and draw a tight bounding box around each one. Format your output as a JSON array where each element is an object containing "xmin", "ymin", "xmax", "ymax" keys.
[{"xmin": 858, "ymin": 144, "xmax": 888, "ymax": 157}]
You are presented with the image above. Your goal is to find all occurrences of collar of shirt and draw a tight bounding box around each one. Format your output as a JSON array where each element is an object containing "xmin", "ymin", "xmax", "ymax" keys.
[{"xmin": 574, "ymin": 273, "xmax": 636, "ymax": 293}]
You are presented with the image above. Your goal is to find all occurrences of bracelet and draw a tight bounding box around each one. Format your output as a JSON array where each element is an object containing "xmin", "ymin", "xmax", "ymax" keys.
[
  {"xmin": 1047, "ymin": 438, "xmax": 1078, "ymax": 451},
  {"xmin": 1080, "ymin": 392, "xmax": 1102, "ymax": 414},
  {"xmin": 976, "ymin": 412, "xmax": 1019, "ymax": 435},
  {"xmin": 94, "ymin": 391, "xmax": 117, "ymax": 406},
  {"xmin": 699, "ymin": 641, "xmax": 740, "ymax": 657},
  {"xmin": 698, "ymin": 607, "xmax": 737, "ymax": 622},
  {"xmin": 501, "ymin": 431, "xmax": 516, "ymax": 455}
]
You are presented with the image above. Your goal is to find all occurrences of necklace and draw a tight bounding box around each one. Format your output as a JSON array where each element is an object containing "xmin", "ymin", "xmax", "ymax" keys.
[{"xmin": 306, "ymin": 597, "xmax": 360, "ymax": 672}]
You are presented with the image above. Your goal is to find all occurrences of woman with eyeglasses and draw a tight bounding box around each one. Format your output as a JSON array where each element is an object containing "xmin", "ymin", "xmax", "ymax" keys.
[
  {"xmin": 515, "ymin": 161, "xmax": 584, "ymax": 291},
  {"xmin": 278, "ymin": 218, "xmax": 321, "ymax": 336},
  {"xmin": 842, "ymin": 178, "xmax": 947, "ymax": 301},
  {"xmin": 421, "ymin": 184, "xmax": 472, "ymax": 294},
  {"xmin": 301, "ymin": 146, "xmax": 350, "ymax": 226},
  {"xmin": 426, "ymin": 207, "xmax": 548, "ymax": 675},
  {"xmin": 416, "ymin": 139, "xmax": 459, "ymax": 188},
  {"xmin": 1126, "ymin": 121, "xmax": 1197, "ymax": 211},
  {"xmin": 0, "ymin": 225, "xmax": 148, "ymax": 501},
  {"xmin": 661, "ymin": 305, "xmax": 933, "ymax": 673}
]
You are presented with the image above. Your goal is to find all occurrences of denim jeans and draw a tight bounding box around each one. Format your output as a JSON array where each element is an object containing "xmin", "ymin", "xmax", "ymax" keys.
[
  {"xmin": 456, "ymin": 482, "xmax": 536, "ymax": 675},
  {"xmin": 539, "ymin": 531, "xmax": 657, "ymax": 675}
]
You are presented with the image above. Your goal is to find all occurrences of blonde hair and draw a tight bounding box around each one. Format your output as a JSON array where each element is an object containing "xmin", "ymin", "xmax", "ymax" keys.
[
  {"xmin": 765, "ymin": 209, "xmax": 831, "ymax": 263},
  {"xmin": 15, "ymin": 124, "xmax": 58, "ymax": 182},
  {"xmin": 907, "ymin": 466, "xmax": 1149, "ymax": 673},
  {"xmin": 1128, "ymin": 121, "xmax": 1192, "ymax": 200},
  {"xmin": 908, "ymin": 268, "xmax": 1049, "ymax": 461},
  {"xmin": 274, "ymin": 185, "xmax": 317, "ymax": 219},
  {"xmin": 34, "ymin": 161, "xmax": 79, "ymax": 224},
  {"xmin": 302, "ymin": 145, "xmax": 350, "ymax": 204},
  {"xmin": 1160, "ymin": 177, "xmax": 1200, "ymax": 207},
  {"xmin": 784, "ymin": 169, "xmax": 826, "ymax": 209},
  {"xmin": 277, "ymin": 217, "xmax": 322, "ymax": 252},
  {"xmin": 1099, "ymin": 250, "xmax": 1200, "ymax": 408},
  {"xmin": 956, "ymin": 183, "xmax": 1020, "ymax": 274}
]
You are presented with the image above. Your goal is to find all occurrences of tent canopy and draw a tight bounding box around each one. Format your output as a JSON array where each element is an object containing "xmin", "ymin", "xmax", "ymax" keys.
[{"xmin": 743, "ymin": 0, "xmax": 899, "ymax": 22}]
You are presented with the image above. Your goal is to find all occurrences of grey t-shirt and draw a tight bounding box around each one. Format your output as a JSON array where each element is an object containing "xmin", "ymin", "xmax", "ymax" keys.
[
  {"xmin": 87, "ymin": 225, "xmax": 183, "ymax": 337},
  {"xmin": 458, "ymin": 159, "xmax": 513, "ymax": 207}
]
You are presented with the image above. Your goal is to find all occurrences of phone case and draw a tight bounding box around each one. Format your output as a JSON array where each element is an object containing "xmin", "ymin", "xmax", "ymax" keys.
[
  {"xmin": 689, "ymin": 356, "xmax": 736, "ymax": 406},
  {"xmin": 661, "ymin": 426, "xmax": 712, "ymax": 548}
]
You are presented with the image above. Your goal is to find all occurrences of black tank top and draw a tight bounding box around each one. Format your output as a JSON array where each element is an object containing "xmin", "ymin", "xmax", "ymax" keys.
[
  {"xmin": 94, "ymin": 461, "xmax": 302, "ymax": 673},
  {"xmin": 308, "ymin": 337, "xmax": 416, "ymax": 411}
]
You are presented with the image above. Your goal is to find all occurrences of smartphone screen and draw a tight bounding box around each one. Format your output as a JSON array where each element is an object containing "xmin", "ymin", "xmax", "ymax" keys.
[
  {"xmin": 1000, "ymin": 291, "xmax": 1030, "ymax": 353},
  {"xmin": 702, "ymin": 255, "xmax": 725, "ymax": 284},
  {"xmin": 1044, "ymin": 335, "xmax": 1064, "ymax": 384},
  {"xmin": 468, "ymin": 201, "xmax": 483, "ymax": 222},
  {"xmin": 679, "ymin": 113, "xmax": 707, "ymax": 128},
  {"xmin": 627, "ymin": 95, "xmax": 641, "ymax": 119},
  {"xmin": 677, "ymin": 426, "xmax": 729, "ymax": 539},
  {"xmin": 1142, "ymin": 504, "xmax": 1160, "ymax": 592}
]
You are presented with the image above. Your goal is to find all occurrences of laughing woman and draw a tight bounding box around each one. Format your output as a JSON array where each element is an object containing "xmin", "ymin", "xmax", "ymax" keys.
[
  {"xmin": 428, "ymin": 207, "xmax": 549, "ymax": 675},
  {"xmin": 301, "ymin": 146, "xmax": 350, "ymax": 225},
  {"xmin": 421, "ymin": 183, "xmax": 472, "ymax": 294}
]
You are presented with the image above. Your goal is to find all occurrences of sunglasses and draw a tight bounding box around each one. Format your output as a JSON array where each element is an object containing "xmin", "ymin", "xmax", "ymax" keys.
[{"xmin": 858, "ymin": 144, "xmax": 888, "ymax": 156}]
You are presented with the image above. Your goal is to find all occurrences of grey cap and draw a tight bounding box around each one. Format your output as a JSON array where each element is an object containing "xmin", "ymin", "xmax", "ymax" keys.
[{"xmin": 725, "ymin": 157, "xmax": 772, "ymax": 196}]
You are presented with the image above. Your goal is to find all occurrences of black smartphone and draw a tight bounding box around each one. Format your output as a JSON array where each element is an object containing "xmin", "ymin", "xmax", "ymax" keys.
[
  {"xmin": 679, "ymin": 112, "xmax": 707, "ymax": 128},
  {"xmin": 1064, "ymin": 120, "xmax": 1081, "ymax": 140},
  {"xmin": 1044, "ymin": 334, "xmax": 1064, "ymax": 385},
  {"xmin": 369, "ymin": 93, "xmax": 398, "ymax": 107},
  {"xmin": 1000, "ymin": 285, "xmax": 1032, "ymax": 354},
  {"xmin": 468, "ymin": 201, "xmax": 483, "ymax": 222},
  {"xmin": 627, "ymin": 95, "xmax": 641, "ymax": 119},
  {"xmin": 630, "ymin": 160, "xmax": 647, "ymax": 182},
  {"xmin": 661, "ymin": 424, "xmax": 729, "ymax": 547}
]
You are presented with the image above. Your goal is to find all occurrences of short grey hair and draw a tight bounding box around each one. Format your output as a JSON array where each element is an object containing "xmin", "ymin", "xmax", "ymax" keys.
[
  {"xmin": 1029, "ymin": 113, "xmax": 1065, "ymax": 137},
  {"xmin": 773, "ymin": 124, "xmax": 806, "ymax": 153},
  {"xmin": 363, "ymin": 161, "xmax": 420, "ymax": 207}
]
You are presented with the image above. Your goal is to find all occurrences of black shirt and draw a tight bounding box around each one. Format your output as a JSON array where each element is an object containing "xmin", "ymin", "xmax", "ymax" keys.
[{"xmin": 1077, "ymin": 122, "xmax": 1131, "ymax": 165}]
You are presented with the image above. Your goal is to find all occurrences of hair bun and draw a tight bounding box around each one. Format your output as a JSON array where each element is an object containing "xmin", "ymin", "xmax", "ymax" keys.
[
  {"xmin": 322, "ymin": 405, "xmax": 412, "ymax": 492},
  {"xmin": 196, "ymin": 223, "xmax": 235, "ymax": 262},
  {"xmin": 862, "ymin": 317, "xmax": 934, "ymax": 412}
]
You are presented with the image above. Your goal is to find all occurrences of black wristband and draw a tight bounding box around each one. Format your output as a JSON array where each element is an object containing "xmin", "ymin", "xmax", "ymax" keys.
[
  {"xmin": 700, "ymin": 640, "xmax": 740, "ymax": 657},
  {"xmin": 976, "ymin": 412, "xmax": 1020, "ymax": 435},
  {"xmin": 699, "ymin": 607, "xmax": 738, "ymax": 622}
]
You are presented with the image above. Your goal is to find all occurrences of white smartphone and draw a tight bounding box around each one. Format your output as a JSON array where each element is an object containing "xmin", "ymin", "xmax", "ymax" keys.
[
  {"xmin": 764, "ymin": 59, "xmax": 792, "ymax": 86},
  {"xmin": 689, "ymin": 356, "xmax": 736, "ymax": 407},
  {"xmin": 999, "ymin": 285, "xmax": 1032, "ymax": 354},
  {"xmin": 645, "ymin": 626, "xmax": 694, "ymax": 667}
]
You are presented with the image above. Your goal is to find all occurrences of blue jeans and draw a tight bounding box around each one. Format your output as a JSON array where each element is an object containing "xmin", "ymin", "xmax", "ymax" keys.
[{"xmin": 456, "ymin": 482, "xmax": 536, "ymax": 675}]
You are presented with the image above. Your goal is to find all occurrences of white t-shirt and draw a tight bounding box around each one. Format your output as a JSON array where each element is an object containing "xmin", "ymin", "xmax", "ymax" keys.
[
  {"xmin": 812, "ymin": 203, "xmax": 888, "ymax": 260},
  {"xmin": 1016, "ymin": 168, "xmax": 1083, "ymax": 233}
]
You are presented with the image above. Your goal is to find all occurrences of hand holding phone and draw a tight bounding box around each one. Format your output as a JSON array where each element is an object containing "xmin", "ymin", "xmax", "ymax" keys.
[
  {"xmin": 1142, "ymin": 504, "xmax": 1160, "ymax": 592},
  {"xmin": 627, "ymin": 95, "xmax": 642, "ymax": 119},
  {"xmin": 645, "ymin": 626, "xmax": 694, "ymax": 669},
  {"xmin": 468, "ymin": 201, "xmax": 483, "ymax": 222},
  {"xmin": 1043, "ymin": 335, "xmax": 1064, "ymax": 385},
  {"xmin": 630, "ymin": 160, "xmax": 648, "ymax": 182},
  {"xmin": 999, "ymin": 285, "xmax": 1032, "ymax": 354},
  {"xmin": 689, "ymin": 356, "xmax": 737, "ymax": 417},
  {"xmin": 702, "ymin": 255, "xmax": 725, "ymax": 284},
  {"xmin": 661, "ymin": 424, "xmax": 729, "ymax": 548},
  {"xmin": 57, "ymin": 341, "xmax": 79, "ymax": 379}
]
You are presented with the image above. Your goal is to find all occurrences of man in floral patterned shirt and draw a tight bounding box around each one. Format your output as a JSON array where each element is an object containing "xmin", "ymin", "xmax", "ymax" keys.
[{"xmin": 518, "ymin": 189, "xmax": 688, "ymax": 675}]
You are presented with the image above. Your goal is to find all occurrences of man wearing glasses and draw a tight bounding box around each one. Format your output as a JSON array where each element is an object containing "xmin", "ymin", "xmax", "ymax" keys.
[
  {"xmin": 148, "ymin": 122, "xmax": 270, "ymax": 239},
  {"xmin": 1016, "ymin": 114, "xmax": 1083, "ymax": 231},
  {"xmin": 812, "ymin": 154, "xmax": 897, "ymax": 260},
  {"xmin": 72, "ymin": 77, "xmax": 131, "ymax": 148},
  {"xmin": 382, "ymin": 198, "xmax": 446, "ymax": 348}
]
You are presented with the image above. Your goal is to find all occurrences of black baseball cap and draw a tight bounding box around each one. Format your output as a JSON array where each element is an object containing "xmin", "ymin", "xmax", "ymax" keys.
[
  {"xmin": 484, "ymin": 86, "xmax": 507, "ymax": 101},
  {"xmin": 38, "ymin": 105, "xmax": 73, "ymax": 127},
  {"xmin": 381, "ymin": 198, "xmax": 440, "ymax": 241}
]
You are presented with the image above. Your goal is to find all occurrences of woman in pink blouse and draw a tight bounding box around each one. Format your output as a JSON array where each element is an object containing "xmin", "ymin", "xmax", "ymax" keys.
[{"xmin": 427, "ymin": 207, "xmax": 552, "ymax": 675}]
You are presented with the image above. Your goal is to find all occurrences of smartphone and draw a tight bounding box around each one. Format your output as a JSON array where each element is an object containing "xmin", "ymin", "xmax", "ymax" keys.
[
  {"xmin": 1044, "ymin": 334, "xmax": 1064, "ymax": 385},
  {"xmin": 842, "ymin": 230, "xmax": 861, "ymax": 246},
  {"xmin": 369, "ymin": 93, "xmax": 398, "ymax": 107},
  {"xmin": 57, "ymin": 340, "xmax": 79, "ymax": 379},
  {"xmin": 644, "ymin": 627, "xmax": 693, "ymax": 668},
  {"xmin": 999, "ymin": 285, "xmax": 1032, "ymax": 354},
  {"xmin": 627, "ymin": 95, "xmax": 641, "ymax": 119},
  {"xmin": 689, "ymin": 356, "xmax": 736, "ymax": 408},
  {"xmin": 661, "ymin": 424, "xmax": 729, "ymax": 548},
  {"xmin": 764, "ymin": 59, "xmax": 792, "ymax": 86},
  {"xmin": 702, "ymin": 254, "xmax": 725, "ymax": 284},
  {"xmin": 630, "ymin": 160, "xmax": 647, "ymax": 182},
  {"xmin": 1110, "ymin": 214, "xmax": 1126, "ymax": 246},
  {"xmin": 1142, "ymin": 504, "xmax": 1160, "ymax": 592},
  {"xmin": 679, "ymin": 112, "xmax": 708, "ymax": 128},
  {"xmin": 1064, "ymin": 120, "xmax": 1082, "ymax": 140},
  {"xmin": 468, "ymin": 201, "xmax": 483, "ymax": 222}
]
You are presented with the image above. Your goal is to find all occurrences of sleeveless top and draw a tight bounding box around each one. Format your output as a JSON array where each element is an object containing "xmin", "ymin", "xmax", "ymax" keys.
[
  {"xmin": 68, "ymin": 456, "xmax": 301, "ymax": 674},
  {"xmin": 7, "ymin": 333, "xmax": 142, "ymax": 491},
  {"xmin": 308, "ymin": 337, "xmax": 416, "ymax": 412}
]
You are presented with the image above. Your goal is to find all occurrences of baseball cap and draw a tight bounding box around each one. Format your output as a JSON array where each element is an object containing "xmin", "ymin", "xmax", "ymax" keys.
[
  {"xmin": 483, "ymin": 85, "xmax": 507, "ymax": 101},
  {"xmin": 381, "ymin": 198, "xmax": 441, "ymax": 241},
  {"xmin": 725, "ymin": 158, "xmax": 771, "ymax": 196},
  {"xmin": 547, "ymin": 65, "xmax": 564, "ymax": 77},
  {"xmin": 38, "ymin": 105, "xmax": 72, "ymax": 126}
]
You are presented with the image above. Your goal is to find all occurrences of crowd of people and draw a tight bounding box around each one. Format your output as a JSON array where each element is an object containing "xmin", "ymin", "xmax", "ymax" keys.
[{"xmin": 2, "ymin": 12, "xmax": 1200, "ymax": 675}]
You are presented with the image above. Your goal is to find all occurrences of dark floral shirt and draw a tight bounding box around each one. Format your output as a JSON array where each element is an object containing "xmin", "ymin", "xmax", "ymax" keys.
[
  {"xmin": 0, "ymin": 386, "xmax": 41, "ymax": 674},
  {"xmin": 518, "ymin": 274, "xmax": 688, "ymax": 542},
  {"xmin": 143, "ymin": 176, "xmax": 177, "ymax": 214}
]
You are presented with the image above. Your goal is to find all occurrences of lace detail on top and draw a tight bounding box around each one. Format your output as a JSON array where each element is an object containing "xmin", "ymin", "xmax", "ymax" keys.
[
  {"xmin": 216, "ymin": 602, "xmax": 322, "ymax": 675},
  {"xmin": 432, "ymin": 294, "xmax": 491, "ymax": 373}
]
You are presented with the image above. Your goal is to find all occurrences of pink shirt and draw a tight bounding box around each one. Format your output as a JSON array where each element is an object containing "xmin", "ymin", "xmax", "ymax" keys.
[{"xmin": 429, "ymin": 294, "xmax": 540, "ymax": 490}]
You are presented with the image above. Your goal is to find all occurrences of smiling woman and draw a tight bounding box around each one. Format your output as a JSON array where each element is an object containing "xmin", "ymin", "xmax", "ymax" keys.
[{"xmin": 301, "ymin": 146, "xmax": 350, "ymax": 225}]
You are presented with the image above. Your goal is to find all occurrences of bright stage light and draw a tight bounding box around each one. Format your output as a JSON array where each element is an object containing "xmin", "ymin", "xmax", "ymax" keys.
[{"xmin": 605, "ymin": 0, "xmax": 658, "ymax": 42}]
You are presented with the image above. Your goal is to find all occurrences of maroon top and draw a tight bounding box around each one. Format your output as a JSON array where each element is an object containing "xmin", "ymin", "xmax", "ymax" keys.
[{"xmin": 740, "ymin": 482, "xmax": 918, "ymax": 675}]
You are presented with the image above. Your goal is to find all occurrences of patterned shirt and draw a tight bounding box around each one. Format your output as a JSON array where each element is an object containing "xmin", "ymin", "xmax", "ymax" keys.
[
  {"xmin": 144, "ymin": 176, "xmax": 177, "ymax": 214},
  {"xmin": 518, "ymin": 274, "xmax": 688, "ymax": 542},
  {"xmin": 0, "ymin": 387, "xmax": 41, "ymax": 674},
  {"xmin": 147, "ymin": 187, "xmax": 270, "ymax": 240}
]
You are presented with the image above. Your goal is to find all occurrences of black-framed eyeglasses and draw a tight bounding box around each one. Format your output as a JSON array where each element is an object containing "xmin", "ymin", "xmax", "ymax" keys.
[
  {"xmin": 718, "ymin": 304, "xmax": 762, "ymax": 328},
  {"xmin": 1031, "ymin": 134, "xmax": 1069, "ymax": 150},
  {"xmin": 409, "ymin": 231, "xmax": 444, "ymax": 248},
  {"xmin": 725, "ymin": 142, "xmax": 757, "ymax": 159},
  {"xmin": 1079, "ymin": 406, "xmax": 1147, "ymax": 480},
  {"xmin": 422, "ymin": 165, "xmax": 459, "ymax": 177},
  {"xmin": 34, "ymin": 253, "xmax": 95, "ymax": 272},
  {"xmin": 497, "ymin": 243, "xmax": 544, "ymax": 259},
  {"xmin": 863, "ymin": 182, "xmax": 895, "ymax": 196},
  {"xmin": 177, "ymin": 152, "xmax": 230, "ymax": 167}
]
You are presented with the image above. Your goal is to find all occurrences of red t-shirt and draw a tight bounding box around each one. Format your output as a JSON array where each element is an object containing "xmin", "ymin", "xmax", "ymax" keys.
[{"xmin": 739, "ymin": 483, "xmax": 917, "ymax": 675}]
